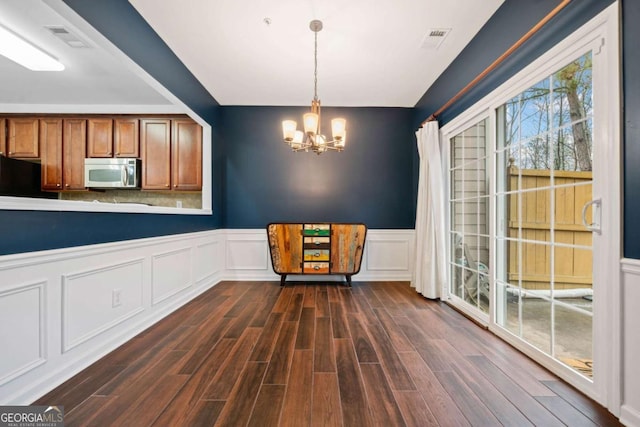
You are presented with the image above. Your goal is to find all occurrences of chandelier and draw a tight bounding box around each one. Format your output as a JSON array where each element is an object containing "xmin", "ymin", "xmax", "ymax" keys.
[{"xmin": 281, "ymin": 20, "xmax": 346, "ymax": 154}]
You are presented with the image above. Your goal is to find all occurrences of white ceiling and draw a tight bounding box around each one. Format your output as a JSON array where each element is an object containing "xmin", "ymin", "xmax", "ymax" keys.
[
  {"xmin": 0, "ymin": 0, "xmax": 172, "ymax": 109},
  {"xmin": 0, "ymin": 0, "xmax": 504, "ymax": 110}
]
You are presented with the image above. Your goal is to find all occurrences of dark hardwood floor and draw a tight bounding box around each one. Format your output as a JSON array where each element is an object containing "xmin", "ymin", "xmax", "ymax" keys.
[{"xmin": 34, "ymin": 281, "xmax": 621, "ymax": 426}]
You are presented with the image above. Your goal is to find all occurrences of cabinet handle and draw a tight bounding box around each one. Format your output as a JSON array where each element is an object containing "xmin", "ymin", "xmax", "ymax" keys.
[
  {"xmin": 314, "ymin": 252, "xmax": 320, "ymax": 257},
  {"xmin": 56, "ymin": 183, "xmax": 61, "ymax": 187},
  {"xmin": 313, "ymin": 265, "xmax": 320, "ymax": 270},
  {"xmin": 9, "ymin": 151, "xmax": 13, "ymax": 155},
  {"xmin": 65, "ymin": 183, "xmax": 70, "ymax": 188}
]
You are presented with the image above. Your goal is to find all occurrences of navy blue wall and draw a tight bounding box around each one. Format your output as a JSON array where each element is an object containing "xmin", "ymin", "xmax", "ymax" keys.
[{"xmin": 221, "ymin": 107, "xmax": 415, "ymax": 229}]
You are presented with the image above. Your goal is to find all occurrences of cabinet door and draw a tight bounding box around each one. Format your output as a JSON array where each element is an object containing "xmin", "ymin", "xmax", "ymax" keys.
[
  {"xmin": 330, "ymin": 224, "xmax": 367, "ymax": 273},
  {"xmin": 7, "ymin": 118, "xmax": 39, "ymax": 158},
  {"xmin": 40, "ymin": 119, "xmax": 63, "ymax": 191},
  {"xmin": 0, "ymin": 118, "xmax": 5, "ymax": 156},
  {"xmin": 267, "ymin": 224, "xmax": 303, "ymax": 274},
  {"xmin": 87, "ymin": 118, "xmax": 113, "ymax": 157},
  {"xmin": 63, "ymin": 119, "xmax": 87, "ymax": 190},
  {"xmin": 114, "ymin": 118, "xmax": 139, "ymax": 158},
  {"xmin": 171, "ymin": 119, "xmax": 202, "ymax": 190},
  {"xmin": 141, "ymin": 119, "xmax": 171, "ymax": 190}
]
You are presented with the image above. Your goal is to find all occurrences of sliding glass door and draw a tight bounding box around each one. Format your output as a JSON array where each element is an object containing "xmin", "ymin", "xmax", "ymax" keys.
[
  {"xmin": 443, "ymin": 5, "xmax": 620, "ymax": 405},
  {"xmin": 494, "ymin": 52, "xmax": 594, "ymax": 378}
]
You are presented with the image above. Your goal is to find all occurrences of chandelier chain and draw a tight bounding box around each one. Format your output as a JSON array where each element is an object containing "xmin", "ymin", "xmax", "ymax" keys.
[{"xmin": 314, "ymin": 30, "xmax": 318, "ymax": 101}]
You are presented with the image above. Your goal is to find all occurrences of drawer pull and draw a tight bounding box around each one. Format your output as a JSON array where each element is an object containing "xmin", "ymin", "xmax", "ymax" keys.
[{"xmin": 313, "ymin": 265, "xmax": 320, "ymax": 270}]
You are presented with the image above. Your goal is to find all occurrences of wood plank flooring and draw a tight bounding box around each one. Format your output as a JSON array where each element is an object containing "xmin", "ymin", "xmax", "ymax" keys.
[{"xmin": 33, "ymin": 281, "xmax": 621, "ymax": 426}]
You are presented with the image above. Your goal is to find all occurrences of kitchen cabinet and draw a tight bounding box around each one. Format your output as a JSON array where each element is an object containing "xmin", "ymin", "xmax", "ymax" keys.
[
  {"xmin": 40, "ymin": 118, "xmax": 63, "ymax": 190},
  {"xmin": 141, "ymin": 118, "xmax": 202, "ymax": 191},
  {"xmin": 63, "ymin": 119, "xmax": 87, "ymax": 190},
  {"xmin": 171, "ymin": 119, "xmax": 202, "ymax": 190},
  {"xmin": 41, "ymin": 119, "xmax": 87, "ymax": 191},
  {"xmin": 7, "ymin": 118, "xmax": 39, "ymax": 158},
  {"xmin": 140, "ymin": 118, "xmax": 171, "ymax": 190},
  {"xmin": 0, "ymin": 118, "xmax": 5, "ymax": 156},
  {"xmin": 87, "ymin": 118, "xmax": 113, "ymax": 157},
  {"xmin": 114, "ymin": 118, "xmax": 139, "ymax": 158}
]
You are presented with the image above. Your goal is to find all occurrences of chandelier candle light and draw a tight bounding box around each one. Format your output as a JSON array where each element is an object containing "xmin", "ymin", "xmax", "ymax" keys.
[{"xmin": 282, "ymin": 20, "xmax": 346, "ymax": 154}]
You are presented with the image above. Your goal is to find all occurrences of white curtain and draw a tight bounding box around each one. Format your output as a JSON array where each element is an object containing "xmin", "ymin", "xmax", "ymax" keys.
[{"xmin": 412, "ymin": 122, "xmax": 447, "ymax": 299}]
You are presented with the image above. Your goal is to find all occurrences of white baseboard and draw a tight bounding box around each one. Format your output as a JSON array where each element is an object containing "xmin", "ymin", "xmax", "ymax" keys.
[{"xmin": 0, "ymin": 228, "xmax": 414, "ymax": 404}]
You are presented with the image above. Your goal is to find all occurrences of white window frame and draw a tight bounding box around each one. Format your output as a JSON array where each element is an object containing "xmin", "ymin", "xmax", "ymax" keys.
[{"xmin": 441, "ymin": 3, "xmax": 620, "ymax": 413}]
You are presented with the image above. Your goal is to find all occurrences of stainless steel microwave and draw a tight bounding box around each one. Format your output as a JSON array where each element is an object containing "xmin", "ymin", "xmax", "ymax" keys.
[{"xmin": 84, "ymin": 158, "xmax": 140, "ymax": 188}]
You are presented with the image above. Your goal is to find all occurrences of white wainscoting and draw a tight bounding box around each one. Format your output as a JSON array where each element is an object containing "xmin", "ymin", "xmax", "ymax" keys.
[
  {"xmin": 223, "ymin": 229, "xmax": 414, "ymax": 282},
  {"xmin": 0, "ymin": 228, "xmax": 414, "ymax": 405},
  {"xmin": 620, "ymin": 259, "xmax": 640, "ymax": 427}
]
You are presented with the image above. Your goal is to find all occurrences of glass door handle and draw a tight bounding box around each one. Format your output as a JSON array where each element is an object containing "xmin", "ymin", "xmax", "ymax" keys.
[{"xmin": 581, "ymin": 198, "xmax": 601, "ymax": 234}]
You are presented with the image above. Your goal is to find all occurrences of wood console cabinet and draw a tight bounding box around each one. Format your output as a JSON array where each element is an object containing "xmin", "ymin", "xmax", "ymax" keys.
[{"xmin": 267, "ymin": 223, "xmax": 367, "ymax": 286}]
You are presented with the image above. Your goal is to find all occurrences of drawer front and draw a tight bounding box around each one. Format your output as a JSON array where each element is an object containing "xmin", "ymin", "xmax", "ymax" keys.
[
  {"xmin": 303, "ymin": 236, "xmax": 330, "ymax": 250},
  {"xmin": 303, "ymin": 262, "xmax": 330, "ymax": 274},
  {"xmin": 303, "ymin": 249, "xmax": 330, "ymax": 261},
  {"xmin": 303, "ymin": 224, "xmax": 331, "ymax": 237}
]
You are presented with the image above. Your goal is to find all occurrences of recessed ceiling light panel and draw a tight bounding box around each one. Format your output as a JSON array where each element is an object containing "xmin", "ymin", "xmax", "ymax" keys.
[{"xmin": 0, "ymin": 24, "xmax": 64, "ymax": 71}]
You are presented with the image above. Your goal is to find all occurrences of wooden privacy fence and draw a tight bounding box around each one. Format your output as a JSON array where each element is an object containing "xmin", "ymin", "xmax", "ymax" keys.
[{"xmin": 508, "ymin": 167, "xmax": 593, "ymax": 290}]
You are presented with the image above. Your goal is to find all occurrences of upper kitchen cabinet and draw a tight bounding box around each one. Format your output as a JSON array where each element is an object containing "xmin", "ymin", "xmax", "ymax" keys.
[
  {"xmin": 41, "ymin": 119, "xmax": 87, "ymax": 191},
  {"xmin": 7, "ymin": 118, "xmax": 39, "ymax": 158},
  {"xmin": 62, "ymin": 119, "xmax": 88, "ymax": 190},
  {"xmin": 141, "ymin": 118, "xmax": 202, "ymax": 191},
  {"xmin": 40, "ymin": 118, "xmax": 64, "ymax": 190},
  {"xmin": 172, "ymin": 119, "xmax": 202, "ymax": 191},
  {"xmin": 87, "ymin": 118, "xmax": 113, "ymax": 157},
  {"xmin": 114, "ymin": 118, "xmax": 139, "ymax": 158},
  {"xmin": 140, "ymin": 118, "xmax": 171, "ymax": 190},
  {"xmin": 0, "ymin": 118, "xmax": 5, "ymax": 156}
]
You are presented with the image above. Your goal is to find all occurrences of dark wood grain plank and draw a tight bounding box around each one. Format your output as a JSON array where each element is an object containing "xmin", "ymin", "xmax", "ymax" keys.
[
  {"xmin": 295, "ymin": 307, "xmax": 315, "ymax": 350},
  {"xmin": 249, "ymin": 312, "xmax": 284, "ymax": 361},
  {"xmin": 359, "ymin": 363, "xmax": 406, "ymax": 426},
  {"xmin": 203, "ymin": 327, "xmax": 261, "ymax": 399},
  {"xmin": 263, "ymin": 321, "xmax": 298, "ymax": 384},
  {"xmin": 247, "ymin": 384, "xmax": 286, "ymax": 427},
  {"xmin": 154, "ymin": 338, "xmax": 236, "ymax": 425},
  {"xmin": 362, "ymin": 317, "xmax": 416, "ymax": 391},
  {"xmin": 541, "ymin": 380, "xmax": 623, "ymax": 426},
  {"xmin": 110, "ymin": 375, "xmax": 189, "ymax": 426},
  {"xmin": 214, "ymin": 361, "xmax": 268, "ymax": 427},
  {"xmin": 314, "ymin": 317, "xmax": 336, "ymax": 372},
  {"xmin": 303, "ymin": 285, "xmax": 316, "ymax": 308},
  {"xmin": 285, "ymin": 293, "xmax": 304, "ymax": 322},
  {"xmin": 535, "ymin": 396, "xmax": 599, "ymax": 426},
  {"xmin": 330, "ymin": 302, "xmax": 349, "ymax": 339},
  {"xmin": 335, "ymin": 338, "xmax": 373, "ymax": 427},
  {"xmin": 311, "ymin": 373, "xmax": 342, "ymax": 427},
  {"xmin": 280, "ymin": 350, "xmax": 313, "ymax": 427},
  {"xmin": 272, "ymin": 286, "xmax": 294, "ymax": 312},
  {"xmin": 250, "ymin": 293, "xmax": 281, "ymax": 327},
  {"xmin": 399, "ymin": 351, "xmax": 470, "ymax": 426},
  {"xmin": 468, "ymin": 355, "xmax": 565, "ymax": 427},
  {"xmin": 434, "ymin": 370, "xmax": 502, "ymax": 426},
  {"xmin": 65, "ymin": 395, "xmax": 117, "ymax": 427},
  {"xmin": 393, "ymin": 391, "xmax": 438, "ymax": 427},
  {"xmin": 346, "ymin": 314, "xmax": 379, "ymax": 363},
  {"xmin": 176, "ymin": 400, "xmax": 225, "ymax": 427},
  {"xmin": 315, "ymin": 290, "xmax": 330, "ymax": 317},
  {"xmin": 372, "ymin": 309, "xmax": 415, "ymax": 352}
]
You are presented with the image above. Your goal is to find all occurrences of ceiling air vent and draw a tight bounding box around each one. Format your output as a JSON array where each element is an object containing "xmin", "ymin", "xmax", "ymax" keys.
[
  {"xmin": 420, "ymin": 28, "xmax": 451, "ymax": 50},
  {"xmin": 45, "ymin": 25, "xmax": 89, "ymax": 48}
]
